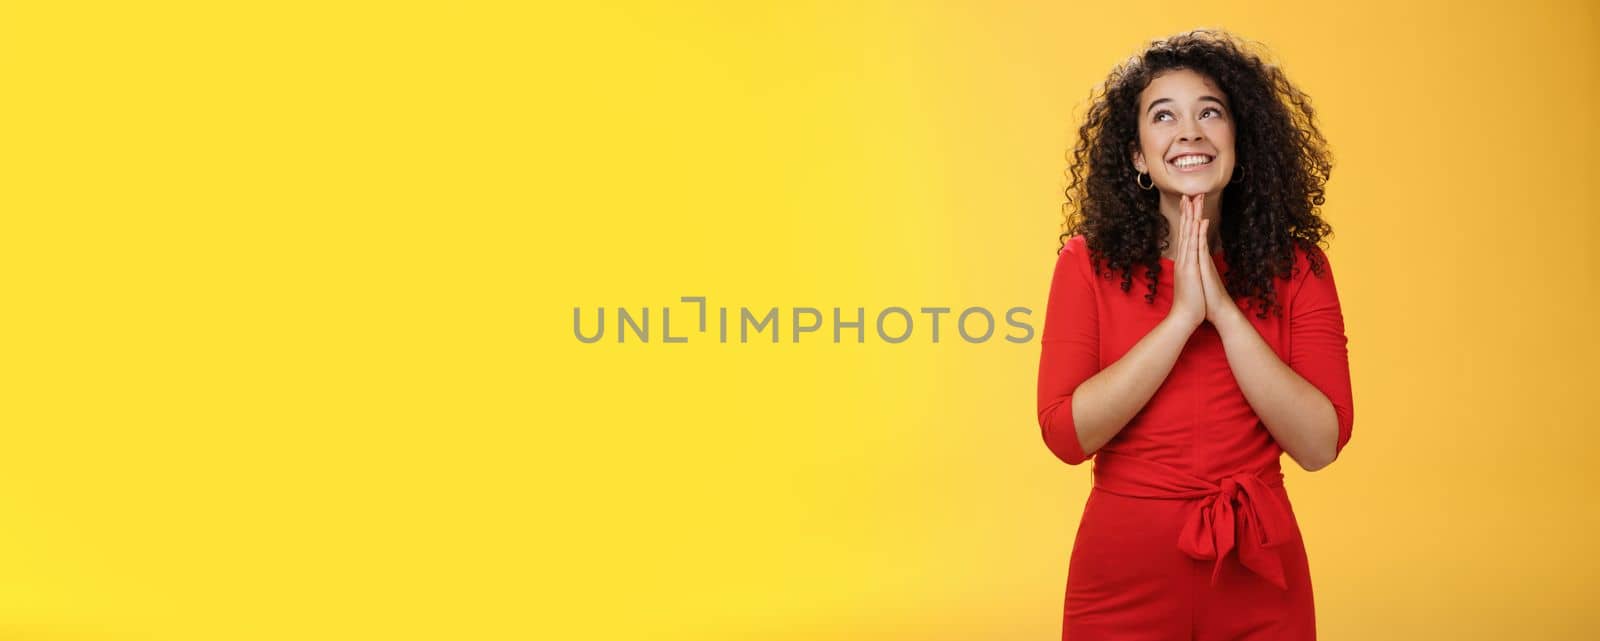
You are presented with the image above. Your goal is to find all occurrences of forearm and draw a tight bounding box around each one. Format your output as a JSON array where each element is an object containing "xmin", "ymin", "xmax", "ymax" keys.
[
  {"xmin": 1069, "ymin": 315, "xmax": 1196, "ymax": 457},
  {"xmin": 1213, "ymin": 310, "xmax": 1338, "ymax": 470}
]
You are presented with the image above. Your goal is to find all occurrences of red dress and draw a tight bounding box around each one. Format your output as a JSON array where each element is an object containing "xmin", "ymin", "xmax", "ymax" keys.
[{"xmin": 1036, "ymin": 234, "xmax": 1354, "ymax": 641}]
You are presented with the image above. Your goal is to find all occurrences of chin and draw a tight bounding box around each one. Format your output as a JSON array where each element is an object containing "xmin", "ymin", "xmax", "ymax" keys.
[{"xmin": 1163, "ymin": 180, "xmax": 1220, "ymax": 195}]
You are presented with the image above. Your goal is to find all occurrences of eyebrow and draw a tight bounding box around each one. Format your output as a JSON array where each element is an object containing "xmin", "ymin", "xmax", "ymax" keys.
[{"xmin": 1146, "ymin": 95, "xmax": 1228, "ymax": 115}]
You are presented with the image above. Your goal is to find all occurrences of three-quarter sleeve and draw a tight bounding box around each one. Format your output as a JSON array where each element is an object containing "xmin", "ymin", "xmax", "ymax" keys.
[
  {"xmin": 1287, "ymin": 247, "xmax": 1355, "ymax": 462},
  {"xmin": 1037, "ymin": 239, "xmax": 1101, "ymax": 466}
]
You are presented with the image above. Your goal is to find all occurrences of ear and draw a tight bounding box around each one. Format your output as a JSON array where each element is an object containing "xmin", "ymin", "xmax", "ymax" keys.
[{"xmin": 1130, "ymin": 146, "xmax": 1147, "ymax": 174}]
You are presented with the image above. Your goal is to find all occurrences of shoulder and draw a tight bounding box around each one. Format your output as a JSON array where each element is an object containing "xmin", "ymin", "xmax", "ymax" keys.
[
  {"xmin": 1062, "ymin": 234, "xmax": 1101, "ymax": 265},
  {"xmin": 1291, "ymin": 242, "xmax": 1336, "ymax": 282},
  {"xmin": 1061, "ymin": 233, "xmax": 1090, "ymax": 257},
  {"xmin": 1287, "ymin": 242, "xmax": 1343, "ymax": 306},
  {"xmin": 1056, "ymin": 234, "xmax": 1097, "ymax": 277}
]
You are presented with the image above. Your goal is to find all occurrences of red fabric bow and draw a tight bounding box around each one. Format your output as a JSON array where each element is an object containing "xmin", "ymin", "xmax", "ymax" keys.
[{"xmin": 1091, "ymin": 454, "xmax": 1294, "ymax": 590}]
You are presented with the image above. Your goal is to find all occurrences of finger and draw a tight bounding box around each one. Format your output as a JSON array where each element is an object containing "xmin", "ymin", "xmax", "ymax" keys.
[
  {"xmin": 1180, "ymin": 197, "xmax": 1193, "ymax": 268},
  {"xmin": 1174, "ymin": 197, "xmax": 1186, "ymax": 264},
  {"xmin": 1188, "ymin": 198, "xmax": 1200, "ymax": 263},
  {"xmin": 1187, "ymin": 198, "xmax": 1199, "ymax": 269}
]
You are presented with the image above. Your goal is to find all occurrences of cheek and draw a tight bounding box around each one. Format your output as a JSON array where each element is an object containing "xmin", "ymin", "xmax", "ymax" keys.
[
  {"xmin": 1139, "ymin": 133, "xmax": 1164, "ymax": 165},
  {"xmin": 1206, "ymin": 136, "xmax": 1236, "ymax": 165},
  {"xmin": 1209, "ymin": 123, "xmax": 1236, "ymax": 149}
]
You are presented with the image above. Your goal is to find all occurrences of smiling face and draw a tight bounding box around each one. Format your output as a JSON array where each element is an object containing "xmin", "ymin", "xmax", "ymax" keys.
[{"xmin": 1130, "ymin": 68, "xmax": 1236, "ymax": 197}]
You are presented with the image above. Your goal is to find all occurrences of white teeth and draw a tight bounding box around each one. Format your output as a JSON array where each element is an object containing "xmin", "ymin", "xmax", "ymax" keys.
[{"xmin": 1172, "ymin": 155, "xmax": 1212, "ymax": 168}]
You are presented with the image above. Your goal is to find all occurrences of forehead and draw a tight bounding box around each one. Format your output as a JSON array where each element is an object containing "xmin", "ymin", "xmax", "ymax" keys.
[{"xmin": 1140, "ymin": 69, "xmax": 1226, "ymax": 106}]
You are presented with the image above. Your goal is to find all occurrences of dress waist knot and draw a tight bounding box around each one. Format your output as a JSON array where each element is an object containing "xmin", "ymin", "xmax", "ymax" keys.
[{"xmin": 1091, "ymin": 452, "xmax": 1295, "ymax": 590}]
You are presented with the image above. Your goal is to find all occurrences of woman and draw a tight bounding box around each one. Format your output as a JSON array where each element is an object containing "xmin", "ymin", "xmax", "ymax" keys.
[{"xmin": 1036, "ymin": 29, "xmax": 1354, "ymax": 640}]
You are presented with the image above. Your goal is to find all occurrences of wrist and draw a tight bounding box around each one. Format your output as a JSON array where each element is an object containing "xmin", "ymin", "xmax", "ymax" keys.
[
  {"xmin": 1163, "ymin": 311, "xmax": 1203, "ymax": 334},
  {"xmin": 1211, "ymin": 303, "xmax": 1250, "ymax": 334}
]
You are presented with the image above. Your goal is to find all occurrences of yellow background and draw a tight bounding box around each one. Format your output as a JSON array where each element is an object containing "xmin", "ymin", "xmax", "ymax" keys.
[{"xmin": 2, "ymin": 1, "xmax": 1596, "ymax": 639}]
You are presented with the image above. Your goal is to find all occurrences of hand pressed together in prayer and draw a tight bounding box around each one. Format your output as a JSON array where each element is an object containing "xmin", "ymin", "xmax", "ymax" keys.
[{"xmin": 1173, "ymin": 192, "xmax": 1244, "ymax": 327}]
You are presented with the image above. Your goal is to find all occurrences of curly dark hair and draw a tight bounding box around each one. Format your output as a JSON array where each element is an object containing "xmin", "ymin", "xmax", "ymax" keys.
[{"xmin": 1058, "ymin": 28, "xmax": 1335, "ymax": 320}]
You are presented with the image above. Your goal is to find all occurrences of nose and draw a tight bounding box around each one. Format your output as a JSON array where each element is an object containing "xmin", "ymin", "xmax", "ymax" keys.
[{"xmin": 1179, "ymin": 120, "xmax": 1204, "ymax": 142}]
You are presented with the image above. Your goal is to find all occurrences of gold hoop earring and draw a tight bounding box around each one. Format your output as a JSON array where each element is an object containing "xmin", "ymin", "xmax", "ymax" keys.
[
  {"xmin": 1136, "ymin": 171, "xmax": 1154, "ymax": 190},
  {"xmin": 1229, "ymin": 163, "xmax": 1245, "ymax": 184}
]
